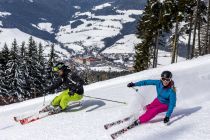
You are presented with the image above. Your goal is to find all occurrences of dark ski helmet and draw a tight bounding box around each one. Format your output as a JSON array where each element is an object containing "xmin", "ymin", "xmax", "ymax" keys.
[
  {"xmin": 161, "ymin": 71, "xmax": 172, "ymax": 79},
  {"xmin": 53, "ymin": 62, "xmax": 67, "ymax": 72}
]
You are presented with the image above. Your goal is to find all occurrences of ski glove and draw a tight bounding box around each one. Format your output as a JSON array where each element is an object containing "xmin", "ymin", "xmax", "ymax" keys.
[
  {"xmin": 127, "ymin": 82, "xmax": 135, "ymax": 87},
  {"xmin": 163, "ymin": 116, "xmax": 170, "ymax": 123}
]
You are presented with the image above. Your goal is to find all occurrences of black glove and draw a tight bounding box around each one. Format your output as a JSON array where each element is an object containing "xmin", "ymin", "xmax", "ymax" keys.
[
  {"xmin": 127, "ymin": 82, "xmax": 135, "ymax": 87},
  {"xmin": 163, "ymin": 116, "xmax": 170, "ymax": 123}
]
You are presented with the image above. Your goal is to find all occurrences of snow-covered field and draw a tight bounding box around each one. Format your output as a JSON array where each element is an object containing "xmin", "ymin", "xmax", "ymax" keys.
[
  {"xmin": 0, "ymin": 3, "xmax": 144, "ymax": 59},
  {"xmin": 1, "ymin": 54, "xmax": 210, "ymax": 140},
  {"xmin": 0, "ymin": 27, "xmax": 71, "ymax": 59},
  {"xmin": 56, "ymin": 7, "xmax": 143, "ymax": 53},
  {"xmin": 0, "ymin": 27, "xmax": 49, "ymax": 48},
  {"xmin": 102, "ymin": 34, "xmax": 140, "ymax": 54},
  {"xmin": 32, "ymin": 23, "xmax": 54, "ymax": 34},
  {"xmin": 0, "ymin": 11, "xmax": 11, "ymax": 17}
]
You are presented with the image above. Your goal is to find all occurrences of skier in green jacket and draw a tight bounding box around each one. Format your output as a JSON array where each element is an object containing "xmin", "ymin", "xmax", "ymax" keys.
[{"xmin": 42, "ymin": 62, "xmax": 85, "ymax": 114}]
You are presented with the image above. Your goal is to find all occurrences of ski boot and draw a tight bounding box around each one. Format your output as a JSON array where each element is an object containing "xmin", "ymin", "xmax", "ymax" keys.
[
  {"xmin": 39, "ymin": 105, "xmax": 54, "ymax": 113},
  {"xmin": 49, "ymin": 106, "xmax": 62, "ymax": 115},
  {"xmin": 128, "ymin": 119, "xmax": 140, "ymax": 129}
]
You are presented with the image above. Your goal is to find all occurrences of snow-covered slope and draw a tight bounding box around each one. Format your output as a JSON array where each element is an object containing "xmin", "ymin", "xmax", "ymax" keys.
[
  {"xmin": 0, "ymin": 0, "xmax": 146, "ymax": 56},
  {"xmin": 56, "ymin": 8, "xmax": 143, "ymax": 54},
  {"xmin": 0, "ymin": 27, "xmax": 48, "ymax": 48},
  {"xmin": 1, "ymin": 55, "xmax": 210, "ymax": 140}
]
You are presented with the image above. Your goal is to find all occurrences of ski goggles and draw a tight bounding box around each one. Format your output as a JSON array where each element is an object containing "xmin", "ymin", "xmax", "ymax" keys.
[
  {"xmin": 53, "ymin": 67, "xmax": 59, "ymax": 72},
  {"xmin": 53, "ymin": 63, "xmax": 65, "ymax": 72},
  {"xmin": 161, "ymin": 77, "xmax": 171, "ymax": 82}
]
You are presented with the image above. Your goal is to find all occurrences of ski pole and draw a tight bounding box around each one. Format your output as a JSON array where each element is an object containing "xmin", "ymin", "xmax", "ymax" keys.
[
  {"xmin": 83, "ymin": 95, "xmax": 127, "ymax": 104},
  {"xmin": 42, "ymin": 92, "xmax": 46, "ymax": 106},
  {"xmin": 42, "ymin": 88, "xmax": 47, "ymax": 106},
  {"xmin": 132, "ymin": 87, "xmax": 139, "ymax": 92}
]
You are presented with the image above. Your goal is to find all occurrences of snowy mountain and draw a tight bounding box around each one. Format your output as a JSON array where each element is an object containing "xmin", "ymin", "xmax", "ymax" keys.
[
  {"xmin": 0, "ymin": 0, "xmax": 146, "ymax": 56},
  {"xmin": 1, "ymin": 54, "xmax": 210, "ymax": 140}
]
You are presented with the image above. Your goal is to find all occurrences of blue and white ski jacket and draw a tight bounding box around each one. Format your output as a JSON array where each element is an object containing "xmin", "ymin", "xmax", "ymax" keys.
[{"xmin": 134, "ymin": 80, "xmax": 176, "ymax": 117}]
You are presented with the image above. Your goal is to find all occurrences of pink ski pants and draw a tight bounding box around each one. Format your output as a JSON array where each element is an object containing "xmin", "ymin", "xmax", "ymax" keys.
[{"xmin": 139, "ymin": 98, "xmax": 168, "ymax": 123}]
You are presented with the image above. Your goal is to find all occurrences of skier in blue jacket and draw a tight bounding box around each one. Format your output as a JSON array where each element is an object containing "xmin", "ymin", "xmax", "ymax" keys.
[{"xmin": 127, "ymin": 71, "xmax": 176, "ymax": 125}]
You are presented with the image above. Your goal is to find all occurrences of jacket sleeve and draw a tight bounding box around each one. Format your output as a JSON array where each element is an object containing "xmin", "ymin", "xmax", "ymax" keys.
[
  {"xmin": 69, "ymin": 73, "xmax": 84, "ymax": 94},
  {"xmin": 166, "ymin": 90, "xmax": 176, "ymax": 117},
  {"xmin": 70, "ymin": 73, "xmax": 85, "ymax": 86},
  {"xmin": 134, "ymin": 80, "xmax": 160, "ymax": 87}
]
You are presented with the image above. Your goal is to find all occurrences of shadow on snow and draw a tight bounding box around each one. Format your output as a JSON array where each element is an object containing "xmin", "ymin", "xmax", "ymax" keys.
[
  {"xmin": 65, "ymin": 99, "xmax": 106, "ymax": 112},
  {"xmin": 150, "ymin": 106, "xmax": 202, "ymax": 125}
]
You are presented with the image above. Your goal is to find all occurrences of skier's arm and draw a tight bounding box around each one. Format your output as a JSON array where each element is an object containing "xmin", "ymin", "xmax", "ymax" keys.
[
  {"xmin": 134, "ymin": 80, "xmax": 160, "ymax": 87},
  {"xmin": 166, "ymin": 90, "xmax": 176, "ymax": 118},
  {"xmin": 68, "ymin": 73, "xmax": 84, "ymax": 94},
  {"xmin": 71, "ymin": 72, "xmax": 85, "ymax": 86}
]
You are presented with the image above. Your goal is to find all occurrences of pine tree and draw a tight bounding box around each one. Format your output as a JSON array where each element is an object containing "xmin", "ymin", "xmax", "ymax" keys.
[
  {"xmin": 45, "ymin": 43, "xmax": 59, "ymax": 94},
  {"xmin": 191, "ymin": 0, "xmax": 200, "ymax": 58},
  {"xmin": 0, "ymin": 43, "xmax": 11, "ymax": 104},
  {"xmin": 19, "ymin": 41, "xmax": 31, "ymax": 99},
  {"xmin": 0, "ymin": 38, "xmax": 60, "ymax": 104},
  {"xmin": 49, "ymin": 43, "xmax": 60, "ymax": 64},
  {"xmin": 186, "ymin": 3, "xmax": 195, "ymax": 59},
  {"xmin": 6, "ymin": 39, "xmax": 24, "ymax": 102},
  {"xmin": 166, "ymin": 0, "xmax": 189, "ymax": 63},
  {"xmin": 196, "ymin": 1, "xmax": 208, "ymax": 56},
  {"xmin": 202, "ymin": 0, "xmax": 210, "ymax": 55},
  {"xmin": 134, "ymin": 40, "xmax": 152, "ymax": 71},
  {"xmin": 135, "ymin": 0, "xmax": 156, "ymax": 71},
  {"xmin": 25, "ymin": 36, "xmax": 42, "ymax": 98},
  {"xmin": 135, "ymin": 0, "xmax": 173, "ymax": 71},
  {"xmin": 37, "ymin": 43, "xmax": 47, "ymax": 97},
  {"xmin": 1, "ymin": 43, "xmax": 10, "ymax": 68},
  {"xmin": 20, "ymin": 42, "xmax": 26, "ymax": 57}
]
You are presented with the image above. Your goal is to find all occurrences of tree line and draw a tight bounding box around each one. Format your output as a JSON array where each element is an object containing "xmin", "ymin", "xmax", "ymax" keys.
[
  {"xmin": 0, "ymin": 37, "xmax": 59, "ymax": 105},
  {"xmin": 134, "ymin": 0, "xmax": 210, "ymax": 71}
]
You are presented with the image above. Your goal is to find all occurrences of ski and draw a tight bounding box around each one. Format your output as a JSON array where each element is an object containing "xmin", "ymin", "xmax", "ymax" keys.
[
  {"xmin": 17, "ymin": 112, "xmax": 53, "ymax": 125},
  {"xmin": 14, "ymin": 113, "xmax": 36, "ymax": 122},
  {"xmin": 104, "ymin": 116, "xmax": 133, "ymax": 130},
  {"xmin": 13, "ymin": 105, "xmax": 52, "ymax": 122},
  {"xmin": 110, "ymin": 120, "xmax": 140, "ymax": 139},
  {"xmin": 15, "ymin": 109, "xmax": 63, "ymax": 125},
  {"xmin": 14, "ymin": 101, "xmax": 83, "ymax": 125}
]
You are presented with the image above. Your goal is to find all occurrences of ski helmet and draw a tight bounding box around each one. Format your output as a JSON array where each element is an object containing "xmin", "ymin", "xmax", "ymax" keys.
[
  {"xmin": 161, "ymin": 71, "xmax": 172, "ymax": 79},
  {"xmin": 53, "ymin": 62, "xmax": 67, "ymax": 72}
]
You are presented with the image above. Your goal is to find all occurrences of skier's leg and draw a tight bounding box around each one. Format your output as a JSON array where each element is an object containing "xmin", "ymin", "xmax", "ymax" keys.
[
  {"xmin": 59, "ymin": 91, "xmax": 83, "ymax": 110},
  {"xmin": 138, "ymin": 99, "xmax": 168, "ymax": 123},
  {"xmin": 145, "ymin": 98, "xmax": 160, "ymax": 110},
  {"xmin": 51, "ymin": 89, "xmax": 69, "ymax": 107}
]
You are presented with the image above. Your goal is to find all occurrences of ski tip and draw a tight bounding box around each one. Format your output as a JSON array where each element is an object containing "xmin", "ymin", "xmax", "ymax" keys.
[
  {"xmin": 19, "ymin": 118, "xmax": 32, "ymax": 125},
  {"xmin": 104, "ymin": 125, "xmax": 108, "ymax": 130},
  {"xmin": 14, "ymin": 117, "xmax": 18, "ymax": 122},
  {"xmin": 111, "ymin": 134, "xmax": 116, "ymax": 140},
  {"xmin": 20, "ymin": 121, "xmax": 25, "ymax": 125}
]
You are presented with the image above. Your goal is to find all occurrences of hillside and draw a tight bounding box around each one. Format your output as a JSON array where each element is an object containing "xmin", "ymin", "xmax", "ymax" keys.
[
  {"xmin": 0, "ymin": 0, "xmax": 146, "ymax": 54},
  {"xmin": 0, "ymin": 55, "xmax": 210, "ymax": 140}
]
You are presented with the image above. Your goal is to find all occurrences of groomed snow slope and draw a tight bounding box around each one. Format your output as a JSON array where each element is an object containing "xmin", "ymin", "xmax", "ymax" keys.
[{"xmin": 0, "ymin": 55, "xmax": 210, "ymax": 140}]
